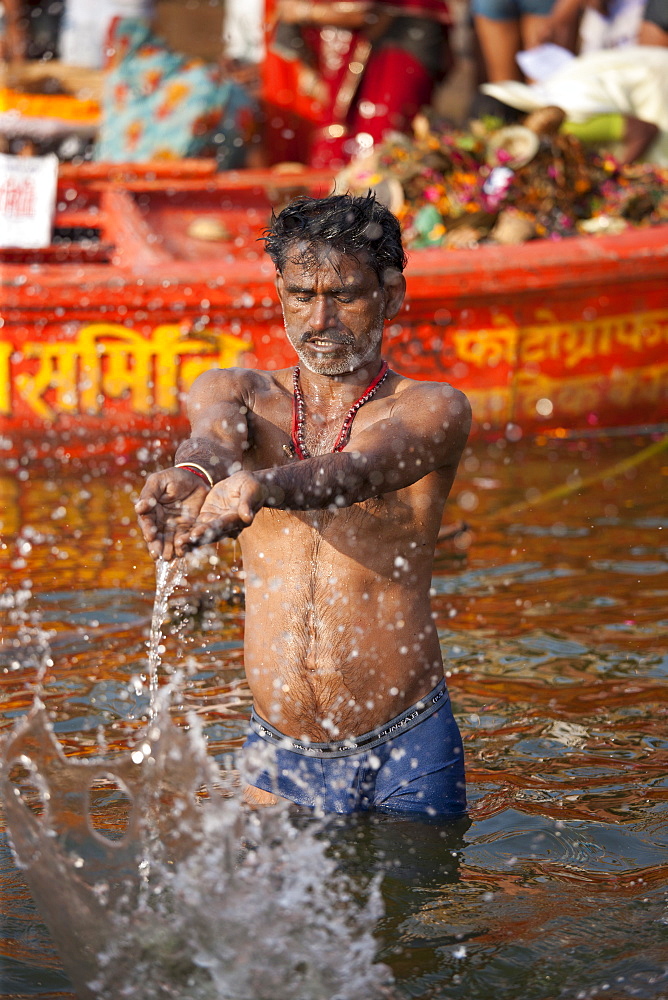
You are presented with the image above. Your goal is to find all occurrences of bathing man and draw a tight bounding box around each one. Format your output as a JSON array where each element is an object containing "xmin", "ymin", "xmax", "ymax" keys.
[{"xmin": 136, "ymin": 193, "xmax": 471, "ymax": 816}]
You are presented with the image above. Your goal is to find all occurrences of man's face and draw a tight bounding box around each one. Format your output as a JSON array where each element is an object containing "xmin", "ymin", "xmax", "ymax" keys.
[{"xmin": 275, "ymin": 243, "xmax": 405, "ymax": 376}]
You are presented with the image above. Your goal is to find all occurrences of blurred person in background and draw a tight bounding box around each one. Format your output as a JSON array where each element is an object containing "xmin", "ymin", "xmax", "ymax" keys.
[
  {"xmin": 534, "ymin": 0, "xmax": 646, "ymax": 53},
  {"xmin": 263, "ymin": 0, "xmax": 454, "ymax": 168},
  {"xmin": 1, "ymin": 0, "xmax": 62, "ymax": 61},
  {"xmin": 95, "ymin": 6, "xmax": 262, "ymax": 167},
  {"xmin": 638, "ymin": 0, "xmax": 668, "ymax": 42},
  {"xmin": 1, "ymin": 0, "xmax": 152, "ymax": 66},
  {"xmin": 470, "ymin": 0, "xmax": 661, "ymax": 83},
  {"xmin": 470, "ymin": 0, "xmax": 568, "ymax": 83},
  {"xmin": 222, "ymin": 0, "xmax": 265, "ymax": 75},
  {"xmin": 481, "ymin": 42, "xmax": 668, "ymax": 164},
  {"xmin": 60, "ymin": 0, "xmax": 153, "ymax": 67}
]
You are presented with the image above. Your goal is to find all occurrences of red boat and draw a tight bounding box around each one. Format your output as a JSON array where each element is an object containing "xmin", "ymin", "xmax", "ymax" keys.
[{"xmin": 2, "ymin": 161, "xmax": 667, "ymax": 462}]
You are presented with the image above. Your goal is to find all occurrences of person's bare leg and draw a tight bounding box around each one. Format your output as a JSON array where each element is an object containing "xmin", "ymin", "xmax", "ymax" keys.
[
  {"xmin": 520, "ymin": 13, "xmax": 563, "ymax": 56},
  {"xmin": 522, "ymin": 8, "xmax": 579, "ymax": 51},
  {"xmin": 473, "ymin": 15, "xmax": 523, "ymax": 80},
  {"xmin": 638, "ymin": 20, "xmax": 668, "ymax": 45}
]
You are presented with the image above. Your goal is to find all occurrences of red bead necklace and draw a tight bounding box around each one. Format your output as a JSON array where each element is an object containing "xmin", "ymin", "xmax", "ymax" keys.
[{"xmin": 290, "ymin": 361, "xmax": 390, "ymax": 460}]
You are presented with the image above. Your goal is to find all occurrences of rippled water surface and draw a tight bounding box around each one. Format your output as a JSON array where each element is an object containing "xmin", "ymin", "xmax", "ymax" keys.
[{"xmin": 1, "ymin": 433, "xmax": 667, "ymax": 999}]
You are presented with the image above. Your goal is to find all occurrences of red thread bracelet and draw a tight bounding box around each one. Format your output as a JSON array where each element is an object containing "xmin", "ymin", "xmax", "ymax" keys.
[{"xmin": 174, "ymin": 463, "xmax": 213, "ymax": 488}]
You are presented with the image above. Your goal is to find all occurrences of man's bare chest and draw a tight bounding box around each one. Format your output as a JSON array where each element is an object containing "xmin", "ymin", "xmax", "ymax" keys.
[{"xmin": 242, "ymin": 392, "xmax": 394, "ymax": 472}]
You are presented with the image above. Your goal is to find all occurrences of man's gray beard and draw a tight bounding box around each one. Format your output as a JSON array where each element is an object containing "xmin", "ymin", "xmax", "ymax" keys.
[
  {"xmin": 295, "ymin": 331, "xmax": 384, "ymax": 376},
  {"xmin": 297, "ymin": 351, "xmax": 359, "ymax": 376}
]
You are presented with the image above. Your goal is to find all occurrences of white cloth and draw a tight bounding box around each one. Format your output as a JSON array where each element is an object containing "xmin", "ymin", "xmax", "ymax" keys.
[
  {"xmin": 222, "ymin": 0, "xmax": 265, "ymax": 63},
  {"xmin": 516, "ymin": 43, "xmax": 574, "ymax": 82},
  {"xmin": 60, "ymin": 0, "xmax": 153, "ymax": 68},
  {"xmin": 579, "ymin": 0, "xmax": 645, "ymax": 53},
  {"xmin": 481, "ymin": 46, "xmax": 668, "ymax": 165}
]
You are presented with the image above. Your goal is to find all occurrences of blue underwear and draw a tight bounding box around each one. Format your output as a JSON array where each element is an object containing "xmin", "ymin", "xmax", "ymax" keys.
[{"xmin": 241, "ymin": 678, "xmax": 466, "ymax": 816}]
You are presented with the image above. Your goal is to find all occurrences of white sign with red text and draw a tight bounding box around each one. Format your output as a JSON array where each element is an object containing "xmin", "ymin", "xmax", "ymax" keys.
[{"xmin": 0, "ymin": 152, "xmax": 58, "ymax": 249}]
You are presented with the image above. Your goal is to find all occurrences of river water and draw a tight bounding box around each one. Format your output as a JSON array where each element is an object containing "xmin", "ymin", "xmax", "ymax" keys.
[{"xmin": 1, "ymin": 431, "xmax": 667, "ymax": 999}]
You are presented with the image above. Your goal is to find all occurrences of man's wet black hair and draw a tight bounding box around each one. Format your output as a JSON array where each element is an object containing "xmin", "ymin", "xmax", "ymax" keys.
[{"xmin": 262, "ymin": 192, "xmax": 407, "ymax": 282}]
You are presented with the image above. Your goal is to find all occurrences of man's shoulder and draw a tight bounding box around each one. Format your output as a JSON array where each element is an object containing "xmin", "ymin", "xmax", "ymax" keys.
[
  {"xmin": 391, "ymin": 372, "xmax": 470, "ymax": 411},
  {"xmin": 389, "ymin": 373, "xmax": 471, "ymax": 445},
  {"xmin": 188, "ymin": 366, "xmax": 287, "ymax": 399}
]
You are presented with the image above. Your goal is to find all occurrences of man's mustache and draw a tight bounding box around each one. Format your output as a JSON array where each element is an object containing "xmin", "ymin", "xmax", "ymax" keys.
[{"xmin": 300, "ymin": 331, "xmax": 354, "ymax": 346}]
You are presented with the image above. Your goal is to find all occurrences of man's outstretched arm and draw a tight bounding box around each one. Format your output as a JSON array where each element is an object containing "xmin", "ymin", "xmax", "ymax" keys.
[
  {"xmin": 187, "ymin": 382, "xmax": 471, "ymax": 547},
  {"xmin": 135, "ymin": 369, "xmax": 251, "ymax": 559}
]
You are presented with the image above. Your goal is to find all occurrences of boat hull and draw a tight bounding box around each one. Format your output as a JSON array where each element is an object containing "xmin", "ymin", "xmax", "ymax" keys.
[{"xmin": 2, "ymin": 165, "xmax": 667, "ymax": 461}]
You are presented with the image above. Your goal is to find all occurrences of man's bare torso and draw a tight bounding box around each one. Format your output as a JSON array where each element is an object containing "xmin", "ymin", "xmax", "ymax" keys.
[{"xmin": 229, "ymin": 367, "xmax": 458, "ymax": 742}]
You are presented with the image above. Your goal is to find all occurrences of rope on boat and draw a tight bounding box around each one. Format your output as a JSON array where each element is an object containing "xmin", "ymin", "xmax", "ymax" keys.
[{"xmin": 490, "ymin": 434, "xmax": 668, "ymax": 521}]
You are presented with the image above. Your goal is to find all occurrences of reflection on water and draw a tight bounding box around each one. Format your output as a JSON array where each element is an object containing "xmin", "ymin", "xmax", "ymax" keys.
[{"xmin": 1, "ymin": 434, "xmax": 668, "ymax": 999}]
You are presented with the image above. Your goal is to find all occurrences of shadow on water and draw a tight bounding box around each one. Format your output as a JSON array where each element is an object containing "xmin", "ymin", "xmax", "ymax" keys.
[{"xmin": 1, "ymin": 433, "xmax": 668, "ymax": 999}]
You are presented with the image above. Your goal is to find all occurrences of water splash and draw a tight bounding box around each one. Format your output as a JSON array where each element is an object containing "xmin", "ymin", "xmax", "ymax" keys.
[
  {"xmin": 1, "ymin": 563, "xmax": 394, "ymax": 1000},
  {"xmin": 92, "ymin": 769, "xmax": 393, "ymax": 1000},
  {"xmin": 147, "ymin": 556, "xmax": 185, "ymax": 713}
]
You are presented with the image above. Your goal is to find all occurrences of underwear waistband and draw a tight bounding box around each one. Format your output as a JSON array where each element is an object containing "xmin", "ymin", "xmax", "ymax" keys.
[{"xmin": 250, "ymin": 677, "xmax": 449, "ymax": 758}]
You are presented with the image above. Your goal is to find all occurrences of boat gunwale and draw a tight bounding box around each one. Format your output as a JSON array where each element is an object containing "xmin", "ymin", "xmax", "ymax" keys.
[{"xmin": 2, "ymin": 164, "xmax": 667, "ymax": 301}]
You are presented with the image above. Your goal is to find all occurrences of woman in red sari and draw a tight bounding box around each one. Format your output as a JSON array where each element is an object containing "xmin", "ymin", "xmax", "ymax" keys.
[{"xmin": 262, "ymin": 0, "xmax": 452, "ymax": 167}]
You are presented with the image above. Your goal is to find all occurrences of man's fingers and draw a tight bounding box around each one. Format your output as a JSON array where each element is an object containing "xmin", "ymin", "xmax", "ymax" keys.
[
  {"xmin": 188, "ymin": 519, "xmax": 224, "ymax": 547},
  {"xmin": 147, "ymin": 539, "xmax": 163, "ymax": 561},
  {"xmin": 136, "ymin": 515, "xmax": 156, "ymax": 539},
  {"xmin": 187, "ymin": 515, "xmax": 242, "ymax": 549},
  {"xmin": 136, "ymin": 471, "xmax": 256, "ymax": 556},
  {"xmin": 135, "ymin": 473, "xmax": 208, "ymax": 560},
  {"xmin": 238, "ymin": 480, "xmax": 263, "ymax": 522},
  {"xmin": 174, "ymin": 524, "xmax": 200, "ymax": 557},
  {"xmin": 238, "ymin": 501, "xmax": 255, "ymax": 523},
  {"xmin": 134, "ymin": 496, "xmax": 158, "ymax": 515},
  {"xmin": 161, "ymin": 529, "xmax": 175, "ymax": 562},
  {"xmin": 185, "ymin": 525, "xmax": 217, "ymax": 550},
  {"xmin": 147, "ymin": 528, "xmax": 193, "ymax": 562}
]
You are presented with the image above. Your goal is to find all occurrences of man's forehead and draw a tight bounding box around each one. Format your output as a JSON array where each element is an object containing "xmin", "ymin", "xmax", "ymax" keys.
[{"xmin": 281, "ymin": 241, "xmax": 378, "ymax": 286}]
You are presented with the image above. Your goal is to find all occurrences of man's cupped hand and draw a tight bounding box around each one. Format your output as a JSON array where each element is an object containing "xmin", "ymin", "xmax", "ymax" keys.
[
  {"xmin": 186, "ymin": 471, "xmax": 267, "ymax": 549},
  {"xmin": 135, "ymin": 469, "xmax": 211, "ymax": 561}
]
